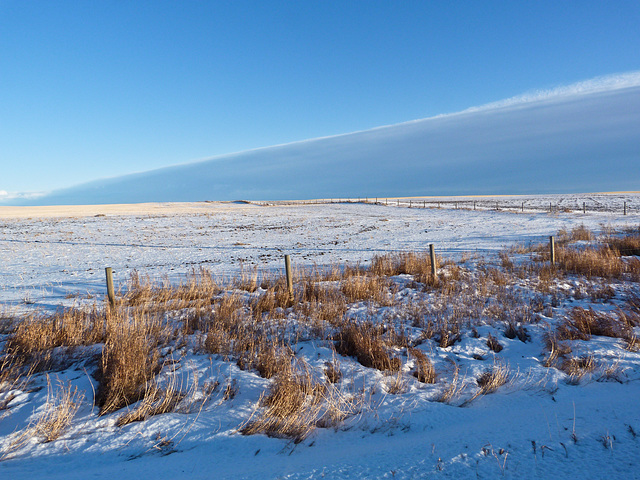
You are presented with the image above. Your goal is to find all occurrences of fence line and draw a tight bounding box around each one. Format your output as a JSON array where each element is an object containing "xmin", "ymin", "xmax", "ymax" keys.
[{"xmin": 255, "ymin": 197, "xmax": 634, "ymax": 215}]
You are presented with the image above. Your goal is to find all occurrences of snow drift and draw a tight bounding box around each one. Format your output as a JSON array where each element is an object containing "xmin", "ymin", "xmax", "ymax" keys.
[{"xmin": 11, "ymin": 73, "xmax": 640, "ymax": 205}]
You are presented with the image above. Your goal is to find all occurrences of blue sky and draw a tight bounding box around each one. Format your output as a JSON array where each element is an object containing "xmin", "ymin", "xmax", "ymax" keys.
[{"xmin": 1, "ymin": 1, "xmax": 639, "ymax": 195}]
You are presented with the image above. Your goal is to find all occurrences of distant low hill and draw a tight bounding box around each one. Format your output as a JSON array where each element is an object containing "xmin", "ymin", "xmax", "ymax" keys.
[{"xmin": 10, "ymin": 74, "xmax": 640, "ymax": 205}]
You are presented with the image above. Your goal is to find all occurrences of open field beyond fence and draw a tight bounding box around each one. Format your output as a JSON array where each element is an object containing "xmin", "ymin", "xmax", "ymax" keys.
[{"xmin": 1, "ymin": 193, "xmax": 640, "ymax": 479}]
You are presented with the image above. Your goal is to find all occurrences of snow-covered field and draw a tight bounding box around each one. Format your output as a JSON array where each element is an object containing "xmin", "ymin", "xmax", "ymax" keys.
[{"xmin": 1, "ymin": 193, "xmax": 640, "ymax": 479}]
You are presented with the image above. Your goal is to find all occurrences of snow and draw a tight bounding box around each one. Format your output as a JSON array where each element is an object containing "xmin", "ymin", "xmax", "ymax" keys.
[{"xmin": 1, "ymin": 194, "xmax": 640, "ymax": 479}]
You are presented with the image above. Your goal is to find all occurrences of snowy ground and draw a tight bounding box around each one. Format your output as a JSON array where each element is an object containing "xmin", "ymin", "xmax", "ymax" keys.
[
  {"xmin": 1, "ymin": 193, "xmax": 640, "ymax": 479},
  {"xmin": 1, "ymin": 193, "xmax": 637, "ymax": 311}
]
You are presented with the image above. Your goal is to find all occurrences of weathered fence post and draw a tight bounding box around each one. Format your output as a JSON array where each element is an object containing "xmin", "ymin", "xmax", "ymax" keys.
[
  {"xmin": 105, "ymin": 267, "xmax": 115, "ymax": 308},
  {"xmin": 624, "ymin": 201, "xmax": 627, "ymax": 215},
  {"xmin": 549, "ymin": 236, "xmax": 555, "ymax": 266},
  {"xmin": 397, "ymin": 199, "xmax": 399, "ymax": 206},
  {"xmin": 409, "ymin": 200, "xmax": 412, "ymax": 208},
  {"xmin": 284, "ymin": 255, "xmax": 293, "ymax": 302},
  {"xmin": 496, "ymin": 201, "xmax": 499, "ymax": 211},
  {"xmin": 474, "ymin": 201, "xmax": 476, "ymax": 211},
  {"xmin": 429, "ymin": 243, "xmax": 437, "ymax": 278},
  {"xmin": 386, "ymin": 198, "xmax": 388, "ymax": 206},
  {"xmin": 521, "ymin": 202, "xmax": 524, "ymax": 213},
  {"xmin": 423, "ymin": 200, "xmax": 426, "ymax": 208},
  {"xmin": 583, "ymin": 202, "xmax": 586, "ymax": 214}
]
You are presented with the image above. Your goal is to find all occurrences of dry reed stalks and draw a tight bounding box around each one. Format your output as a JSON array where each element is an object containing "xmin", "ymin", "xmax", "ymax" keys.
[
  {"xmin": 408, "ymin": 347, "xmax": 436, "ymax": 383},
  {"xmin": 239, "ymin": 359, "xmax": 325, "ymax": 443},
  {"xmin": 334, "ymin": 321, "xmax": 401, "ymax": 371},
  {"xmin": 471, "ymin": 362, "xmax": 511, "ymax": 399},
  {"xmin": 557, "ymin": 307, "xmax": 633, "ymax": 341},
  {"xmin": 1, "ymin": 376, "xmax": 83, "ymax": 459},
  {"xmin": 434, "ymin": 362, "xmax": 465, "ymax": 404},
  {"xmin": 96, "ymin": 310, "xmax": 169, "ymax": 414},
  {"xmin": 6, "ymin": 306, "xmax": 105, "ymax": 370},
  {"xmin": 560, "ymin": 355, "xmax": 597, "ymax": 384}
]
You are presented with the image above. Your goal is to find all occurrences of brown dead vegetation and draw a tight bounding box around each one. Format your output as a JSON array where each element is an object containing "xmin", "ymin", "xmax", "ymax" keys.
[
  {"xmin": 334, "ymin": 321, "xmax": 401, "ymax": 371},
  {"xmin": 3, "ymin": 228, "xmax": 640, "ymax": 443}
]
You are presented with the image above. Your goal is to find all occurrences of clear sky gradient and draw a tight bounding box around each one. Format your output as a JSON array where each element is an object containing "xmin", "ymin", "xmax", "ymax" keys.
[{"xmin": 1, "ymin": 1, "xmax": 639, "ymax": 195}]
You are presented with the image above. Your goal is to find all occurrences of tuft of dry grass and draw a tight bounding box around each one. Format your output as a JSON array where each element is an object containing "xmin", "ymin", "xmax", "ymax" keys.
[
  {"xmin": 239, "ymin": 359, "xmax": 325, "ymax": 443},
  {"xmin": 408, "ymin": 347, "xmax": 436, "ymax": 383},
  {"xmin": 324, "ymin": 361, "xmax": 342, "ymax": 384},
  {"xmin": 116, "ymin": 376, "xmax": 186, "ymax": 427},
  {"xmin": 96, "ymin": 310, "xmax": 168, "ymax": 414},
  {"xmin": 6, "ymin": 306, "xmax": 105, "ymax": 370},
  {"xmin": 560, "ymin": 355, "xmax": 597, "ymax": 384},
  {"xmin": 606, "ymin": 233, "xmax": 640, "ymax": 256},
  {"xmin": 557, "ymin": 307, "xmax": 633, "ymax": 341},
  {"xmin": 124, "ymin": 268, "xmax": 221, "ymax": 311},
  {"xmin": 340, "ymin": 274, "xmax": 393, "ymax": 305},
  {"xmin": 473, "ymin": 362, "xmax": 510, "ymax": 398},
  {"xmin": 334, "ymin": 321, "xmax": 401, "ymax": 371},
  {"xmin": 543, "ymin": 334, "xmax": 573, "ymax": 368},
  {"xmin": 35, "ymin": 376, "xmax": 84, "ymax": 442},
  {"xmin": 370, "ymin": 252, "xmax": 433, "ymax": 277},
  {"xmin": 434, "ymin": 361, "xmax": 465, "ymax": 404},
  {"xmin": 2, "ymin": 376, "xmax": 83, "ymax": 459},
  {"xmin": 486, "ymin": 334, "xmax": 503, "ymax": 353}
]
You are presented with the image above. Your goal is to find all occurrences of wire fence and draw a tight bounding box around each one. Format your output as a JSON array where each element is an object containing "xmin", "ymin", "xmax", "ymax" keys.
[{"xmin": 257, "ymin": 197, "xmax": 634, "ymax": 215}]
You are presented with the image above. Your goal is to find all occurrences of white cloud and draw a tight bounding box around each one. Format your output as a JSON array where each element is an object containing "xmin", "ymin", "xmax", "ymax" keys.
[{"xmin": 466, "ymin": 71, "xmax": 640, "ymax": 113}]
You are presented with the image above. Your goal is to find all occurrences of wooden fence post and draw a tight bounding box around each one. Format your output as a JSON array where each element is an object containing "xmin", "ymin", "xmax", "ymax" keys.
[
  {"xmin": 549, "ymin": 236, "xmax": 555, "ymax": 265},
  {"xmin": 429, "ymin": 244, "xmax": 437, "ymax": 278},
  {"xmin": 624, "ymin": 202, "xmax": 627, "ymax": 215},
  {"xmin": 521, "ymin": 202, "xmax": 524, "ymax": 213},
  {"xmin": 105, "ymin": 267, "xmax": 115, "ymax": 308},
  {"xmin": 474, "ymin": 201, "xmax": 476, "ymax": 211},
  {"xmin": 583, "ymin": 202, "xmax": 586, "ymax": 214},
  {"xmin": 284, "ymin": 255, "xmax": 293, "ymax": 302}
]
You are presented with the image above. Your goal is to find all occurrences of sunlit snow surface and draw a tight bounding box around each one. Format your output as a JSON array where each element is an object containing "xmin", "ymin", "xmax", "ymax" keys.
[{"xmin": 1, "ymin": 194, "xmax": 639, "ymax": 479}]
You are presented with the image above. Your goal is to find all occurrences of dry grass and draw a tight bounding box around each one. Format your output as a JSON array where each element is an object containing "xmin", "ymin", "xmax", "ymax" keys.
[
  {"xmin": 124, "ymin": 268, "xmax": 221, "ymax": 310},
  {"xmin": 3, "ymin": 233, "xmax": 639, "ymax": 443},
  {"xmin": 96, "ymin": 310, "xmax": 169, "ymax": 414},
  {"xmin": 556, "ymin": 246, "xmax": 627, "ymax": 279},
  {"xmin": 116, "ymin": 375, "xmax": 186, "ymax": 426},
  {"xmin": 543, "ymin": 334, "xmax": 573, "ymax": 368},
  {"xmin": 239, "ymin": 359, "xmax": 325, "ymax": 443},
  {"xmin": 434, "ymin": 362, "xmax": 465, "ymax": 404},
  {"xmin": 486, "ymin": 334, "xmax": 503, "ymax": 353},
  {"xmin": 557, "ymin": 307, "xmax": 633, "ymax": 341},
  {"xmin": 324, "ymin": 361, "xmax": 342, "ymax": 384},
  {"xmin": 1, "ymin": 376, "xmax": 83, "ymax": 459},
  {"xmin": 334, "ymin": 321, "xmax": 401, "ymax": 371},
  {"xmin": 606, "ymin": 233, "xmax": 640, "ymax": 256},
  {"xmin": 370, "ymin": 252, "xmax": 433, "ymax": 277},
  {"xmin": 6, "ymin": 306, "xmax": 105, "ymax": 370},
  {"xmin": 472, "ymin": 362, "xmax": 510, "ymax": 398},
  {"xmin": 408, "ymin": 347, "xmax": 436, "ymax": 383},
  {"xmin": 560, "ymin": 355, "xmax": 597, "ymax": 384},
  {"xmin": 340, "ymin": 274, "xmax": 393, "ymax": 305}
]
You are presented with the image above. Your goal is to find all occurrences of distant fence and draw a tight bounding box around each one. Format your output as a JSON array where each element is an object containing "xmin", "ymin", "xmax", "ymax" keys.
[{"xmin": 255, "ymin": 198, "xmax": 633, "ymax": 215}]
